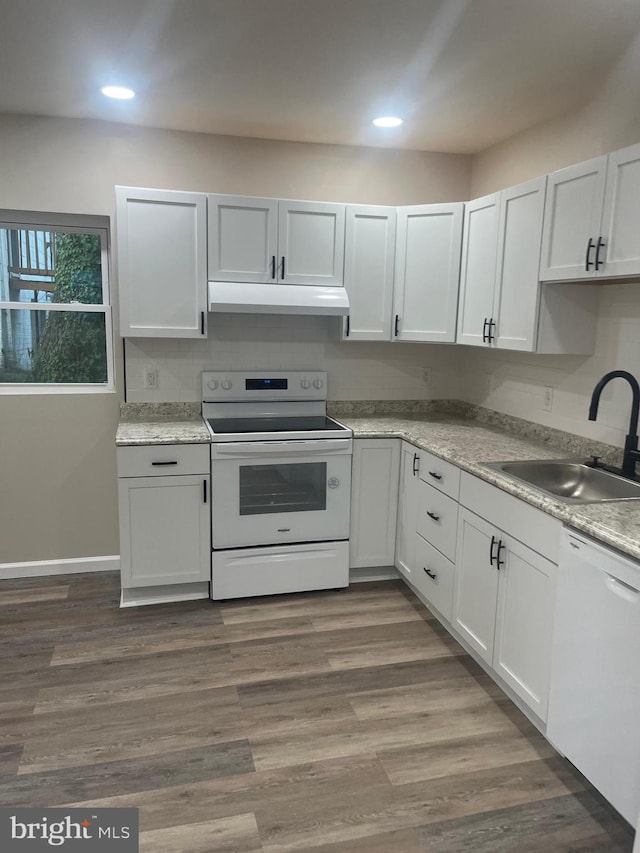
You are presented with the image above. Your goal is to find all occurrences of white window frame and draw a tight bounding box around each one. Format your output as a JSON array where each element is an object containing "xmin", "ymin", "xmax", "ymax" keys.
[{"xmin": 0, "ymin": 210, "xmax": 114, "ymax": 395}]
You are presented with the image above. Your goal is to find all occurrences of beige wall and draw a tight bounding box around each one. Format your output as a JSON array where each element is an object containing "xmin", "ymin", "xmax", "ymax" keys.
[
  {"xmin": 464, "ymin": 33, "xmax": 640, "ymax": 448},
  {"xmin": 0, "ymin": 113, "xmax": 471, "ymax": 564},
  {"xmin": 471, "ymin": 32, "xmax": 640, "ymax": 196}
]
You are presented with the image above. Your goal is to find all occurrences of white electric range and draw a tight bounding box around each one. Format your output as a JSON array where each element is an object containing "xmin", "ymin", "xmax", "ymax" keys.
[{"xmin": 202, "ymin": 370, "xmax": 353, "ymax": 600}]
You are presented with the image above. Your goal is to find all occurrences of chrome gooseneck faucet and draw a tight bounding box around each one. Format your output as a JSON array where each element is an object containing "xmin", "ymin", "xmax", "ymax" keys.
[{"xmin": 588, "ymin": 370, "xmax": 640, "ymax": 478}]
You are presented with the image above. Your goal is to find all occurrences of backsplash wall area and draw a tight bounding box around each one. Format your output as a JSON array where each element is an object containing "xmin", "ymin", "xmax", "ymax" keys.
[
  {"xmin": 459, "ymin": 283, "xmax": 640, "ymax": 449},
  {"xmin": 125, "ymin": 313, "xmax": 463, "ymax": 403},
  {"xmin": 126, "ymin": 284, "xmax": 640, "ymax": 453}
]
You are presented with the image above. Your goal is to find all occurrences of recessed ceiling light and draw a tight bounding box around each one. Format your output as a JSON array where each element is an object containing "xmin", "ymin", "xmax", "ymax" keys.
[
  {"xmin": 372, "ymin": 116, "xmax": 403, "ymax": 128},
  {"xmin": 100, "ymin": 85, "xmax": 135, "ymax": 100}
]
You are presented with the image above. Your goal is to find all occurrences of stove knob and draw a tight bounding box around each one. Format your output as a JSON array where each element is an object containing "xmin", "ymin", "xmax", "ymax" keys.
[
  {"xmin": 300, "ymin": 377, "xmax": 311, "ymax": 389},
  {"xmin": 207, "ymin": 378, "xmax": 219, "ymax": 390},
  {"xmin": 313, "ymin": 377, "xmax": 324, "ymax": 390},
  {"xmin": 221, "ymin": 379, "xmax": 233, "ymax": 391}
]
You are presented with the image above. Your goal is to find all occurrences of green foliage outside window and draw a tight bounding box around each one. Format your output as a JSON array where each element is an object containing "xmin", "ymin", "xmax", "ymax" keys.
[{"xmin": 32, "ymin": 233, "xmax": 107, "ymax": 383}]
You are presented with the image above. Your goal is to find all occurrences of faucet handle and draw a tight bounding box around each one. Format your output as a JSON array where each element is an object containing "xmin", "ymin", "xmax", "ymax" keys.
[{"xmin": 589, "ymin": 455, "xmax": 602, "ymax": 468}]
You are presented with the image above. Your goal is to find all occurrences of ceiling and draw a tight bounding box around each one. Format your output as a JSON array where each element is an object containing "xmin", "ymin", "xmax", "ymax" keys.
[{"xmin": 1, "ymin": 0, "xmax": 640, "ymax": 154}]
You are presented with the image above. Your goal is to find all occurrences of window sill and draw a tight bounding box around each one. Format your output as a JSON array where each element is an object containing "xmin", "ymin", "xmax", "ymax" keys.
[{"xmin": 0, "ymin": 384, "xmax": 116, "ymax": 396}]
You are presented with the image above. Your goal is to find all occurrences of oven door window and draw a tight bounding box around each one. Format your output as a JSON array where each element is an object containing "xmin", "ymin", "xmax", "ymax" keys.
[{"xmin": 239, "ymin": 462, "xmax": 327, "ymax": 516}]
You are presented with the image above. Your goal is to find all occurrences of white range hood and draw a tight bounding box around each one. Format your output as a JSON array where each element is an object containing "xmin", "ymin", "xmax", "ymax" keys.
[{"xmin": 208, "ymin": 281, "xmax": 349, "ymax": 316}]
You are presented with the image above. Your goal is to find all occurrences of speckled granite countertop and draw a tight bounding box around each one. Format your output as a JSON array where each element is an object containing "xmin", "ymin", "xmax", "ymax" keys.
[
  {"xmin": 116, "ymin": 403, "xmax": 211, "ymax": 446},
  {"xmin": 339, "ymin": 413, "xmax": 640, "ymax": 563}
]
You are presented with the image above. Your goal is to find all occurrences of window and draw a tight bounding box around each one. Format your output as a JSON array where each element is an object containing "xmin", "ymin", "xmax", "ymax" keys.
[{"xmin": 0, "ymin": 211, "xmax": 113, "ymax": 391}]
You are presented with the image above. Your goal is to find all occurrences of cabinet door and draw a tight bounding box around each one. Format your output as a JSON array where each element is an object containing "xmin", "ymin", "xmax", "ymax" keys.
[
  {"xmin": 277, "ymin": 200, "xmax": 345, "ymax": 285},
  {"xmin": 395, "ymin": 444, "xmax": 420, "ymax": 582},
  {"xmin": 493, "ymin": 176, "xmax": 547, "ymax": 352},
  {"xmin": 539, "ymin": 156, "xmax": 607, "ymax": 282},
  {"xmin": 116, "ymin": 187, "xmax": 207, "ymax": 338},
  {"xmin": 208, "ymin": 194, "xmax": 278, "ymax": 283},
  {"xmin": 453, "ymin": 507, "xmax": 499, "ymax": 665},
  {"xmin": 600, "ymin": 142, "xmax": 640, "ymax": 278},
  {"xmin": 118, "ymin": 475, "xmax": 210, "ymax": 588},
  {"xmin": 393, "ymin": 203, "xmax": 463, "ymax": 343},
  {"xmin": 456, "ymin": 194, "xmax": 499, "ymax": 347},
  {"xmin": 493, "ymin": 536, "xmax": 556, "ymax": 721},
  {"xmin": 349, "ymin": 439, "xmax": 400, "ymax": 568},
  {"xmin": 343, "ymin": 206, "xmax": 396, "ymax": 341}
]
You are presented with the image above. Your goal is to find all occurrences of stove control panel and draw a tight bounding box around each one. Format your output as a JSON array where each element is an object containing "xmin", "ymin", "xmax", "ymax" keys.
[{"xmin": 202, "ymin": 370, "xmax": 328, "ymax": 402}]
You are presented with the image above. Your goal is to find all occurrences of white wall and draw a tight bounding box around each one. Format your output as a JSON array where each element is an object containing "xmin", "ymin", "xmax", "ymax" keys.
[
  {"xmin": 460, "ymin": 284, "xmax": 640, "ymax": 448},
  {"xmin": 126, "ymin": 315, "xmax": 461, "ymax": 404}
]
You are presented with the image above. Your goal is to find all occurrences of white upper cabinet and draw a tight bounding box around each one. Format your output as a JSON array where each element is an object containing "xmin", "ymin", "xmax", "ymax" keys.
[
  {"xmin": 539, "ymin": 156, "xmax": 607, "ymax": 281},
  {"xmin": 208, "ymin": 195, "xmax": 345, "ymax": 286},
  {"xmin": 392, "ymin": 203, "xmax": 463, "ymax": 343},
  {"xmin": 458, "ymin": 177, "xmax": 597, "ymax": 354},
  {"xmin": 208, "ymin": 195, "xmax": 278, "ymax": 282},
  {"xmin": 278, "ymin": 200, "xmax": 345, "ymax": 286},
  {"xmin": 117, "ymin": 186, "xmax": 207, "ymax": 338},
  {"xmin": 342, "ymin": 205, "xmax": 396, "ymax": 341},
  {"xmin": 456, "ymin": 194, "xmax": 499, "ymax": 347},
  {"xmin": 540, "ymin": 143, "xmax": 640, "ymax": 281},
  {"xmin": 600, "ymin": 142, "xmax": 640, "ymax": 278},
  {"xmin": 493, "ymin": 177, "xmax": 547, "ymax": 351}
]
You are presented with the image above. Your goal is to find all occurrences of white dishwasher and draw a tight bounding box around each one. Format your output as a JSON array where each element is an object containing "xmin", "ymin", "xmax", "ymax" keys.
[{"xmin": 547, "ymin": 529, "xmax": 640, "ymax": 826}]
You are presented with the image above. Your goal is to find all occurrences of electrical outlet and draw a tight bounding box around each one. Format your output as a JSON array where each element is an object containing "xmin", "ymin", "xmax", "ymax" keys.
[
  {"xmin": 143, "ymin": 366, "xmax": 158, "ymax": 390},
  {"xmin": 420, "ymin": 367, "xmax": 432, "ymax": 385},
  {"xmin": 542, "ymin": 386, "xmax": 553, "ymax": 411}
]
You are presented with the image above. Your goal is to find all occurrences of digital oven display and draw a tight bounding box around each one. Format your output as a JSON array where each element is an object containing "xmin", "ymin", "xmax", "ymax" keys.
[{"xmin": 245, "ymin": 378, "xmax": 288, "ymax": 390}]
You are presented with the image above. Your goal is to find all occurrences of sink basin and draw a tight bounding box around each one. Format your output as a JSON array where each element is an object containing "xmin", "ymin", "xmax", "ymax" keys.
[{"xmin": 484, "ymin": 459, "xmax": 640, "ymax": 503}]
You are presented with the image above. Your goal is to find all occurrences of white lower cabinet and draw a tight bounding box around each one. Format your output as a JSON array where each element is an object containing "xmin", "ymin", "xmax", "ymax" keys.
[
  {"xmin": 395, "ymin": 442, "xmax": 420, "ymax": 581},
  {"xmin": 387, "ymin": 443, "xmax": 561, "ymax": 723},
  {"xmin": 413, "ymin": 533, "xmax": 455, "ymax": 621},
  {"xmin": 117, "ymin": 443, "xmax": 211, "ymax": 606},
  {"xmin": 349, "ymin": 439, "xmax": 400, "ymax": 568},
  {"xmin": 454, "ymin": 502, "xmax": 558, "ymax": 721}
]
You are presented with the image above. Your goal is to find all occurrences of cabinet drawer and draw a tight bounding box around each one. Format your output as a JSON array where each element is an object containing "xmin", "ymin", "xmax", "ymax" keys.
[
  {"xmin": 117, "ymin": 443, "xmax": 210, "ymax": 478},
  {"xmin": 415, "ymin": 480, "xmax": 458, "ymax": 561},
  {"xmin": 459, "ymin": 471, "xmax": 561, "ymax": 563},
  {"xmin": 417, "ymin": 449, "xmax": 460, "ymax": 499},
  {"xmin": 412, "ymin": 533, "xmax": 455, "ymax": 621}
]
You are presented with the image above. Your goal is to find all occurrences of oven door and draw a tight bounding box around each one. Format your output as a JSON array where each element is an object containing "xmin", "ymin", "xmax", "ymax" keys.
[{"xmin": 211, "ymin": 439, "xmax": 352, "ymax": 548}]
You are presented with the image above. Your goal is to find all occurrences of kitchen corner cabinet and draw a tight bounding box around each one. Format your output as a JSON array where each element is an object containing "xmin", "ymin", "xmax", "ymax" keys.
[
  {"xmin": 349, "ymin": 438, "xmax": 400, "ymax": 567},
  {"xmin": 208, "ymin": 194, "xmax": 345, "ymax": 286},
  {"xmin": 540, "ymin": 142, "xmax": 640, "ymax": 282},
  {"xmin": 116, "ymin": 186, "xmax": 208, "ymax": 338},
  {"xmin": 342, "ymin": 205, "xmax": 396, "ymax": 341},
  {"xmin": 457, "ymin": 177, "xmax": 597, "ymax": 354},
  {"xmin": 395, "ymin": 442, "xmax": 420, "ymax": 580},
  {"xmin": 392, "ymin": 203, "xmax": 464, "ymax": 343},
  {"xmin": 454, "ymin": 474, "xmax": 560, "ymax": 721},
  {"xmin": 117, "ymin": 444, "xmax": 210, "ymax": 602}
]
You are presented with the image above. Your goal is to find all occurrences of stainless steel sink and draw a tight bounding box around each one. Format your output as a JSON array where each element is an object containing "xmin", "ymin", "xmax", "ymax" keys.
[{"xmin": 484, "ymin": 459, "xmax": 640, "ymax": 503}]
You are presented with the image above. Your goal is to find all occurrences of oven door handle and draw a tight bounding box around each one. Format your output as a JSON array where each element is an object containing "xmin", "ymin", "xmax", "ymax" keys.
[{"xmin": 211, "ymin": 439, "xmax": 352, "ymax": 458}]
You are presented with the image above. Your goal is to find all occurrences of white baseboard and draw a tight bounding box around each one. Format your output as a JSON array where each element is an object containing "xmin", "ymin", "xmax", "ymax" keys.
[
  {"xmin": 349, "ymin": 565, "xmax": 400, "ymax": 583},
  {"xmin": 0, "ymin": 555, "xmax": 120, "ymax": 580}
]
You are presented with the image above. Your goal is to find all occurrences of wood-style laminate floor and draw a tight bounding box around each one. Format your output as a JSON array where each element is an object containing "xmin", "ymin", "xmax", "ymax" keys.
[{"xmin": 0, "ymin": 573, "xmax": 634, "ymax": 852}]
